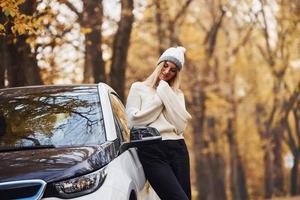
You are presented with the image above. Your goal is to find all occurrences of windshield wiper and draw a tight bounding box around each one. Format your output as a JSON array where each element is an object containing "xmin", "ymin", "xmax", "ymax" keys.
[{"xmin": 0, "ymin": 145, "xmax": 55, "ymax": 152}]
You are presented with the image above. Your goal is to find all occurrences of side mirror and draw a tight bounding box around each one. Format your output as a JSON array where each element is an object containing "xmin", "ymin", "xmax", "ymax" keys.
[
  {"xmin": 130, "ymin": 126, "xmax": 161, "ymax": 142},
  {"xmin": 119, "ymin": 127, "xmax": 161, "ymax": 154}
]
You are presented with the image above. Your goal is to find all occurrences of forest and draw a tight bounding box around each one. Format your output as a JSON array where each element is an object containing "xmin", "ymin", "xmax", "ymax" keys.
[{"xmin": 0, "ymin": 0, "xmax": 300, "ymax": 199}]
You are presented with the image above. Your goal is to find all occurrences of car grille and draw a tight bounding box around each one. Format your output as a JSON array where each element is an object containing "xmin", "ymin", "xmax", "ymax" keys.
[{"xmin": 0, "ymin": 179, "xmax": 46, "ymax": 200}]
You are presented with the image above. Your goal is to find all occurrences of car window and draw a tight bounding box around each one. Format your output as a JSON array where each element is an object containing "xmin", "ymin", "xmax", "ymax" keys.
[
  {"xmin": 113, "ymin": 113, "xmax": 124, "ymax": 142},
  {"xmin": 0, "ymin": 86, "xmax": 106, "ymax": 149},
  {"xmin": 109, "ymin": 93, "xmax": 130, "ymax": 142}
]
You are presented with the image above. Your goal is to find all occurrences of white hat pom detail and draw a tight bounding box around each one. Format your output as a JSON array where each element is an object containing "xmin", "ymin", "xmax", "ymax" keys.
[{"xmin": 177, "ymin": 46, "xmax": 186, "ymax": 53}]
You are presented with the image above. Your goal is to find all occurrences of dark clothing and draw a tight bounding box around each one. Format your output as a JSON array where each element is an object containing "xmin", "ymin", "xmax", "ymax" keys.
[{"xmin": 138, "ymin": 139, "xmax": 191, "ymax": 200}]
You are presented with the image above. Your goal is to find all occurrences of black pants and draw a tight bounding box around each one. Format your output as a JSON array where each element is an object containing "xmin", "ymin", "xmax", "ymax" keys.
[{"xmin": 138, "ymin": 139, "xmax": 191, "ymax": 200}]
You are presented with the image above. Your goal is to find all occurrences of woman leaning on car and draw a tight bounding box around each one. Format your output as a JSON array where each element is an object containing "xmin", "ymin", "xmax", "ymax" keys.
[{"xmin": 125, "ymin": 46, "xmax": 192, "ymax": 200}]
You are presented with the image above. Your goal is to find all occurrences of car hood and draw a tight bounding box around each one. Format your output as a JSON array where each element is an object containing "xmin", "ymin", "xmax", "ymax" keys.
[{"xmin": 0, "ymin": 142, "xmax": 117, "ymax": 183}]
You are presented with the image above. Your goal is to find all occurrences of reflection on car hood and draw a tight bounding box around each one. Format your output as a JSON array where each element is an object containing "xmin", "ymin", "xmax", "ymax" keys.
[{"xmin": 0, "ymin": 142, "xmax": 117, "ymax": 183}]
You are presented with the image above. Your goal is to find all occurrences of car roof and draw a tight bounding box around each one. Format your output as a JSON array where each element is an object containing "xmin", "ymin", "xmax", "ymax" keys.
[
  {"xmin": 0, "ymin": 84, "xmax": 96, "ymax": 92},
  {"xmin": 0, "ymin": 84, "xmax": 112, "ymax": 98}
]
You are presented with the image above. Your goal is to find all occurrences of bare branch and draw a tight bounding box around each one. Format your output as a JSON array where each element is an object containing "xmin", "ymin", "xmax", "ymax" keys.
[
  {"xmin": 154, "ymin": 0, "xmax": 165, "ymax": 54},
  {"xmin": 173, "ymin": 0, "xmax": 193, "ymax": 24},
  {"xmin": 59, "ymin": 0, "xmax": 83, "ymax": 22},
  {"xmin": 283, "ymin": 118, "xmax": 297, "ymax": 155},
  {"xmin": 204, "ymin": 6, "xmax": 226, "ymax": 58},
  {"xmin": 258, "ymin": 0, "xmax": 275, "ymax": 67},
  {"xmin": 232, "ymin": 25, "xmax": 254, "ymax": 55},
  {"xmin": 293, "ymin": 109, "xmax": 300, "ymax": 146}
]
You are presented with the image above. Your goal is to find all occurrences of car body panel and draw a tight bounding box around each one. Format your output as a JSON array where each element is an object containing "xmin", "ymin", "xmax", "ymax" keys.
[
  {"xmin": 0, "ymin": 143, "xmax": 117, "ymax": 183},
  {"xmin": 43, "ymin": 149, "xmax": 145, "ymax": 200}
]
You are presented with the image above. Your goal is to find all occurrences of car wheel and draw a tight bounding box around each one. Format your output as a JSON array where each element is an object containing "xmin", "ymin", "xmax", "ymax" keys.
[{"xmin": 129, "ymin": 191, "xmax": 137, "ymax": 200}]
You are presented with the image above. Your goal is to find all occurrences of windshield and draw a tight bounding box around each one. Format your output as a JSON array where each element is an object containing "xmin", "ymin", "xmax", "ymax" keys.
[{"xmin": 0, "ymin": 86, "xmax": 106, "ymax": 150}]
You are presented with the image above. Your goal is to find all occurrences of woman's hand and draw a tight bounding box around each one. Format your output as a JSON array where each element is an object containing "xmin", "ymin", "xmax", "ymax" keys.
[{"xmin": 157, "ymin": 80, "xmax": 170, "ymax": 90}]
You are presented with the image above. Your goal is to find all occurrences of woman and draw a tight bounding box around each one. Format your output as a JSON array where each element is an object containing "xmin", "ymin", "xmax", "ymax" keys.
[{"xmin": 126, "ymin": 46, "xmax": 192, "ymax": 200}]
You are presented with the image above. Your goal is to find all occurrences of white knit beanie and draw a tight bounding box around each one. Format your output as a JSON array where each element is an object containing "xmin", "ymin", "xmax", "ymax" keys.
[{"xmin": 157, "ymin": 46, "xmax": 186, "ymax": 70}]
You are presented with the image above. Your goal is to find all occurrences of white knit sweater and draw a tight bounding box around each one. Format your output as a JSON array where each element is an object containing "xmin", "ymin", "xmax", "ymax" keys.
[{"xmin": 125, "ymin": 80, "xmax": 192, "ymax": 140}]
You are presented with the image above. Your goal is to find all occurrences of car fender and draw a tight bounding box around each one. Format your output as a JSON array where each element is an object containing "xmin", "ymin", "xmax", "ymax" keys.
[{"xmin": 104, "ymin": 149, "xmax": 145, "ymax": 192}]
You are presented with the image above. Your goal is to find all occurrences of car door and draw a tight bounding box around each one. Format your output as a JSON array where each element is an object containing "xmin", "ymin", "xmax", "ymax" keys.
[{"xmin": 109, "ymin": 93, "xmax": 146, "ymax": 191}]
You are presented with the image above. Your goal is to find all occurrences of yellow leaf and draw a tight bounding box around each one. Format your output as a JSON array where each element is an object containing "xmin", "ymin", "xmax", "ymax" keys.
[
  {"xmin": 80, "ymin": 27, "xmax": 92, "ymax": 34},
  {"xmin": 3, "ymin": 7, "xmax": 16, "ymax": 17}
]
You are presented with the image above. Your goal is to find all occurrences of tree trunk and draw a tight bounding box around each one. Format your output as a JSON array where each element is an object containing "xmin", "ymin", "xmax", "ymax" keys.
[
  {"xmin": 264, "ymin": 141, "xmax": 273, "ymax": 199},
  {"xmin": 290, "ymin": 152, "xmax": 299, "ymax": 195},
  {"xmin": 281, "ymin": 104, "xmax": 300, "ymax": 196},
  {"xmin": 272, "ymin": 126, "xmax": 285, "ymax": 196},
  {"xmin": 110, "ymin": 0, "xmax": 134, "ymax": 102},
  {"xmin": 153, "ymin": 0, "xmax": 167, "ymax": 55},
  {"xmin": 0, "ymin": 37, "xmax": 8, "ymax": 88},
  {"xmin": 1, "ymin": 0, "xmax": 42, "ymax": 87},
  {"xmin": 6, "ymin": 42, "xmax": 27, "ymax": 87},
  {"xmin": 19, "ymin": 36, "xmax": 43, "ymax": 85},
  {"xmin": 192, "ymin": 88, "xmax": 209, "ymax": 200},
  {"xmin": 82, "ymin": 0, "xmax": 106, "ymax": 83},
  {"xmin": 227, "ymin": 118, "xmax": 248, "ymax": 200},
  {"xmin": 192, "ymin": 91, "xmax": 227, "ymax": 200},
  {"xmin": 290, "ymin": 108, "xmax": 300, "ymax": 195},
  {"xmin": 0, "ymin": 13, "xmax": 4, "ymax": 87},
  {"xmin": 6, "ymin": 35, "xmax": 43, "ymax": 87},
  {"xmin": 255, "ymin": 82, "xmax": 282, "ymax": 199},
  {"xmin": 212, "ymin": 153, "xmax": 227, "ymax": 199},
  {"xmin": 19, "ymin": 0, "xmax": 42, "ymax": 85},
  {"xmin": 193, "ymin": 9, "xmax": 225, "ymax": 198},
  {"xmin": 4, "ymin": 0, "xmax": 43, "ymax": 87},
  {"xmin": 207, "ymin": 117, "xmax": 227, "ymax": 200}
]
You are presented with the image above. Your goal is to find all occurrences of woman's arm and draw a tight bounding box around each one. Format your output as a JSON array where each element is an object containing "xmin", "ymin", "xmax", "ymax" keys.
[
  {"xmin": 126, "ymin": 83, "xmax": 163, "ymax": 128},
  {"xmin": 156, "ymin": 80, "xmax": 192, "ymax": 133}
]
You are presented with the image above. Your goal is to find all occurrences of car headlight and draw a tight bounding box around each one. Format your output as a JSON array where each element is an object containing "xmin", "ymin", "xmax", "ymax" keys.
[{"xmin": 54, "ymin": 167, "xmax": 107, "ymax": 198}]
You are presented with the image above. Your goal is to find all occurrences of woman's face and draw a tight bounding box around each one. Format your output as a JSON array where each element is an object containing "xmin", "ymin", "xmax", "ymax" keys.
[{"xmin": 159, "ymin": 61, "xmax": 178, "ymax": 83}]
